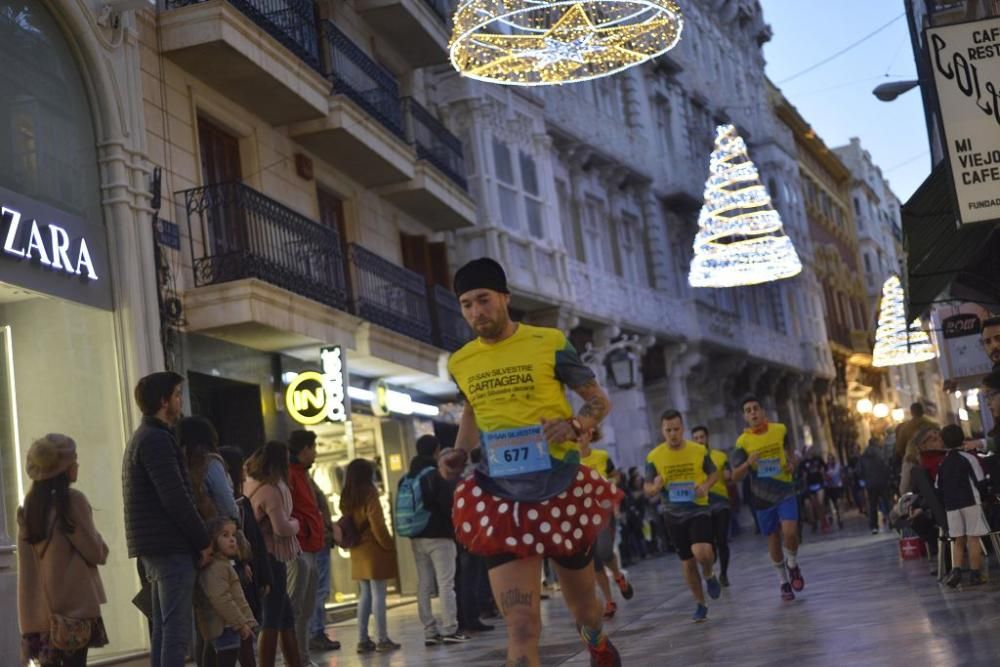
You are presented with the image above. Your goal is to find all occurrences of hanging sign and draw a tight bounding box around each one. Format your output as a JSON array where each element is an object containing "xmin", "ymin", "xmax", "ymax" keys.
[
  {"xmin": 926, "ymin": 17, "xmax": 1000, "ymax": 225},
  {"xmin": 285, "ymin": 346, "xmax": 350, "ymax": 425}
]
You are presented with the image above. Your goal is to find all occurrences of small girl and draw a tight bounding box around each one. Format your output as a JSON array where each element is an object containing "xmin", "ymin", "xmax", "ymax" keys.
[{"xmin": 195, "ymin": 517, "xmax": 259, "ymax": 667}]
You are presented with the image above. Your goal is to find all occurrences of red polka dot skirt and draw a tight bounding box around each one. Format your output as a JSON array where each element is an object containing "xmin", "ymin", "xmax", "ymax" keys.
[{"xmin": 452, "ymin": 465, "xmax": 624, "ymax": 559}]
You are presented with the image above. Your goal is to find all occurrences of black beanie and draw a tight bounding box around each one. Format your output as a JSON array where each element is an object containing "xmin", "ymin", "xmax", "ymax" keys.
[{"xmin": 453, "ymin": 257, "xmax": 509, "ymax": 297}]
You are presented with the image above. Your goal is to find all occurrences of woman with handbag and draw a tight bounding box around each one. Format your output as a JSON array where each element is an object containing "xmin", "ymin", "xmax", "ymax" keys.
[
  {"xmin": 244, "ymin": 441, "xmax": 302, "ymax": 667},
  {"xmin": 17, "ymin": 434, "xmax": 109, "ymax": 667}
]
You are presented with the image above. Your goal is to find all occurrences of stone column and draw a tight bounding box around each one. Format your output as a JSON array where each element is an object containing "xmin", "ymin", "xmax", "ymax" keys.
[{"xmin": 638, "ymin": 185, "xmax": 672, "ymax": 291}]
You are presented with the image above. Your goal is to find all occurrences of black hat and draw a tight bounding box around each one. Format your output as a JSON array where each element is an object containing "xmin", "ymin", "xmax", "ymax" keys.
[{"xmin": 453, "ymin": 258, "xmax": 509, "ymax": 297}]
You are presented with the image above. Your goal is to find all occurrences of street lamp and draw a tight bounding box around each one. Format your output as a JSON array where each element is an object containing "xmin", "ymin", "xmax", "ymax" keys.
[
  {"xmin": 892, "ymin": 408, "xmax": 906, "ymax": 422},
  {"xmin": 873, "ymin": 403, "xmax": 890, "ymax": 419},
  {"xmin": 605, "ymin": 348, "xmax": 637, "ymax": 389},
  {"xmin": 872, "ymin": 80, "xmax": 921, "ymax": 102},
  {"xmin": 857, "ymin": 398, "xmax": 874, "ymax": 415}
]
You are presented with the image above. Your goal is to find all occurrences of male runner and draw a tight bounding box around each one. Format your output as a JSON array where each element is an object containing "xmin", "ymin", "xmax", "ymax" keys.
[
  {"xmin": 448, "ymin": 258, "xmax": 622, "ymax": 667},
  {"xmin": 798, "ymin": 450, "xmax": 829, "ymax": 533},
  {"xmin": 691, "ymin": 425, "xmax": 732, "ymax": 587},
  {"xmin": 731, "ymin": 396, "xmax": 804, "ymax": 601},
  {"xmin": 645, "ymin": 410, "xmax": 721, "ymax": 622},
  {"xmin": 578, "ymin": 427, "xmax": 634, "ymax": 618}
]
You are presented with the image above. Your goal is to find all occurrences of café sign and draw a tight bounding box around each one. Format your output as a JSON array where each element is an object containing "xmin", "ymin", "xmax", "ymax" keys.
[{"xmin": 926, "ymin": 17, "xmax": 1000, "ymax": 225}]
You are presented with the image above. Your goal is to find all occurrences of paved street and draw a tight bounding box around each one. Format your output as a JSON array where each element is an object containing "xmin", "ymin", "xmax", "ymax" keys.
[{"xmin": 311, "ymin": 514, "xmax": 1000, "ymax": 667}]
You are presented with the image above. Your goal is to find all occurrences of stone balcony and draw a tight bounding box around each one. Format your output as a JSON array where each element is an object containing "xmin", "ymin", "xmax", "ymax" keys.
[{"xmin": 354, "ymin": 0, "xmax": 451, "ymax": 67}]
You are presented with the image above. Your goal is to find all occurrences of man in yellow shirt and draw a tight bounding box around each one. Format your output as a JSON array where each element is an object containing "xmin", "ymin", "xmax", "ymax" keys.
[
  {"xmin": 448, "ymin": 258, "xmax": 622, "ymax": 667},
  {"xmin": 645, "ymin": 410, "xmax": 720, "ymax": 622},
  {"xmin": 731, "ymin": 396, "xmax": 803, "ymax": 601},
  {"xmin": 691, "ymin": 425, "xmax": 732, "ymax": 588}
]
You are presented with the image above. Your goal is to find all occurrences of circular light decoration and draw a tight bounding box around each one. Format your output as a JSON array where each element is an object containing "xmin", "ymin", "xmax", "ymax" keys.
[
  {"xmin": 449, "ymin": 0, "xmax": 683, "ymax": 86},
  {"xmin": 871, "ymin": 275, "xmax": 938, "ymax": 368},
  {"xmin": 688, "ymin": 124, "xmax": 802, "ymax": 288}
]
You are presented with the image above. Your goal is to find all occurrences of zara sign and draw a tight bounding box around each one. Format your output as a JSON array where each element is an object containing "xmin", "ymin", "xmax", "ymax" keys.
[{"xmin": 0, "ymin": 185, "xmax": 111, "ymax": 310}]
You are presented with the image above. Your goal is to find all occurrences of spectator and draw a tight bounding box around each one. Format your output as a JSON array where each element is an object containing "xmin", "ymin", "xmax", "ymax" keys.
[
  {"xmin": 857, "ymin": 438, "xmax": 893, "ymax": 534},
  {"xmin": 308, "ymin": 472, "xmax": 340, "ymax": 653},
  {"xmin": 938, "ymin": 425, "xmax": 990, "ymax": 587},
  {"xmin": 194, "ymin": 517, "xmax": 258, "ymax": 667},
  {"xmin": 894, "ymin": 402, "xmax": 940, "ymax": 463},
  {"xmin": 179, "ymin": 417, "xmax": 239, "ymax": 523},
  {"xmin": 340, "ymin": 459, "xmax": 400, "ymax": 654},
  {"xmin": 218, "ymin": 446, "xmax": 272, "ymax": 631},
  {"xmin": 244, "ymin": 441, "xmax": 302, "ymax": 667},
  {"xmin": 823, "ymin": 454, "xmax": 844, "ymax": 529},
  {"xmin": 18, "ymin": 434, "xmax": 109, "ymax": 667},
  {"xmin": 400, "ymin": 435, "xmax": 470, "ymax": 646},
  {"xmin": 900, "ymin": 427, "xmax": 942, "ymax": 496},
  {"xmin": 285, "ymin": 430, "xmax": 328, "ymax": 666},
  {"xmin": 122, "ymin": 371, "xmax": 211, "ymax": 667},
  {"xmin": 982, "ymin": 371, "xmax": 1000, "ymax": 454},
  {"xmin": 980, "ymin": 316, "xmax": 1000, "ymax": 370}
]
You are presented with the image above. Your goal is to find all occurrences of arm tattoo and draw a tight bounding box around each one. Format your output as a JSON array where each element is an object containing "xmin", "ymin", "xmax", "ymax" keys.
[
  {"xmin": 575, "ymin": 379, "xmax": 610, "ymax": 422},
  {"xmin": 498, "ymin": 587, "xmax": 534, "ymax": 614}
]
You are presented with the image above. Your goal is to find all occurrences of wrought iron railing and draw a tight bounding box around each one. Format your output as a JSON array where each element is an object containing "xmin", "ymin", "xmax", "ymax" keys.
[
  {"xmin": 349, "ymin": 244, "xmax": 433, "ymax": 343},
  {"xmin": 428, "ymin": 284, "xmax": 471, "ymax": 351},
  {"xmin": 403, "ymin": 98, "xmax": 468, "ymax": 190},
  {"xmin": 181, "ymin": 182, "xmax": 349, "ymax": 310},
  {"xmin": 165, "ymin": 0, "xmax": 322, "ymax": 73},
  {"xmin": 323, "ymin": 22, "xmax": 405, "ymax": 139}
]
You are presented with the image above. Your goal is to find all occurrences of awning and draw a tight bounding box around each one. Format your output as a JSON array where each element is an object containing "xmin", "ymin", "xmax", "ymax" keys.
[{"xmin": 902, "ymin": 162, "xmax": 999, "ymax": 315}]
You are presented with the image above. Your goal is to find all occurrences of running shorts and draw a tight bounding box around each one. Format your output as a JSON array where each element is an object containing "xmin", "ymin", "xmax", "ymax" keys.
[
  {"xmin": 754, "ymin": 495, "xmax": 799, "ymax": 536},
  {"xmin": 946, "ymin": 505, "xmax": 990, "ymax": 538},
  {"xmin": 666, "ymin": 514, "xmax": 714, "ymax": 561}
]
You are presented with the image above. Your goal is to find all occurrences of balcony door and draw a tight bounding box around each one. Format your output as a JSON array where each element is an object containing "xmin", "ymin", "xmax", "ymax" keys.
[
  {"xmin": 198, "ymin": 116, "xmax": 243, "ymax": 257},
  {"xmin": 317, "ymin": 188, "xmax": 351, "ymax": 299}
]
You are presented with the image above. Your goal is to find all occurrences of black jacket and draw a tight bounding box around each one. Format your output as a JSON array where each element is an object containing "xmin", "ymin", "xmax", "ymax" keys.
[
  {"xmin": 407, "ymin": 455, "xmax": 455, "ymax": 539},
  {"xmin": 123, "ymin": 416, "xmax": 209, "ymax": 558},
  {"xmin": 858, "ymin": 447, "xmax": 891, "ymax": 491},
  {"xmin": 936, "ymin": 450, "xmax": 986, "ymax": 512}
]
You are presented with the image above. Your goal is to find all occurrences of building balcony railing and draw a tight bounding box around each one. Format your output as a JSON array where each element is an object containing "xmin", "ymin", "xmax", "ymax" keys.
[
  {"xmin": 428, "ymin": 284, "xmax": 471, "ymax": 352},
  {"xmin": 402, "ymin": 97, "xmax": 468, "ymax": 191},
  {"xmin": 166, "ymin": 0, "xmax": 322, "ymax": 73},
  {"xmin": 349, "ymin": 243, "xmax": 434, "ymax": 344},
  {"xmin": 323, "ymin": 21, "xmax": 405, "ymax": 140},
  {"xmin": 181, "ymin": 182, "xmax": 350, "ymax": 310}
]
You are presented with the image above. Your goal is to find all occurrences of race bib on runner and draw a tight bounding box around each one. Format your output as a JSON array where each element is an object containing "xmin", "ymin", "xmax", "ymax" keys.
[
  {"xmin": 482, "ymin": 425, "xmax": 552, "ymax": 478},
  {"xmin": 758, "ymin": 457, "xmax": 781, "ymax": 479},
  {"xmin": 668, "ymin": 481, "xmax": 696, "ymax": 503}
]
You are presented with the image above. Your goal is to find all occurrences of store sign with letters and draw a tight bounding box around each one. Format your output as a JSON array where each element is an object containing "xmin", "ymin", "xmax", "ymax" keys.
[
  {"xmin": 936, "ymin": 306, "xmax": 993, "ymax": 381},
  {"xmin": 0, "ymin": 185, "xmax": 110, "ymax": 309},
  {"xmin": 926, "ymin": 17, "xmax": 1000, "ymax": 225},
  {"xmin": 285, "ymin": 346, "xmax": 350, "ymax": 425}
]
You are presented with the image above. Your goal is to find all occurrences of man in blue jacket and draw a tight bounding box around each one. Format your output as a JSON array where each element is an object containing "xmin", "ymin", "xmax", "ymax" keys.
[{"xmin": 123, "ymin": 371, "xmax": 210, "ymax": 667}]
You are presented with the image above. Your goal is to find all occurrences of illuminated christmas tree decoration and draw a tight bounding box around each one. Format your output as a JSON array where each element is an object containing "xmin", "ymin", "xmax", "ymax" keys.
[
  {"xmin": 871, "ymin": 275, "xmax": 937, "ymax": 367},
  {"xmin": 688, "ymin": 124, "xmax": 803, "ymax": 288},
  {"xmin": 449, "ymin": 0, "xmax": 683, "ymax": 86}
]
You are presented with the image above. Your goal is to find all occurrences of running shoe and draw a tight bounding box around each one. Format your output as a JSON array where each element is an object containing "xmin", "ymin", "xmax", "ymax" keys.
[
  {"xmin": 424, "ymin": 634, "xmax": 443, "ymax": 647},
  {"xmin": 788, "ymin": 565, "xmax": 805, "ymax": 592},
  {"xmin": 719, "ymin": 573, "xmax": 730, "ymax": 588},
  {"xmin": 586, "ymin": 636, "xmax": 622, "ymax": 667},
  {"xmin": 442, "ymin": 632, "xmax": 472, "ymax": 644},
  {"xmin": 614, "ymin": 573, "xmax": 634, "ymax": 600},
  {"xmin": 692, "ymin": 603, "xmax": 709, "ymax": 623},
  {"xmin": 357, "ymin": 639, "xmax": 376, "ymax": 654},
  {"xmin": 603, "ymin": 601, "xmax": 618, "ymax": 619},
  {"xmin": 944, "ymin": 568, "xmax": 963, "ymax": 588},
  {"xmin": 375, "ymin": 639, "xmax": 401, "ymax": 652},
  {"xmin": 780, "ymin": 583, "xmax": 795, "ymax": 601},
  {"xmin": 705, "ymin": 575, "xmax": 722, "ymax": 600}
]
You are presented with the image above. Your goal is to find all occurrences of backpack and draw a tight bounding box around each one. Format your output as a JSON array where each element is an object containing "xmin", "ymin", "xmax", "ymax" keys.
[
  {"xmin": 334, "ymin": 514, "xmax": 361, "ymax": 549},
  {"xmin": 395, "ymin": 468, "xmax": 436, "ymax": 538}
]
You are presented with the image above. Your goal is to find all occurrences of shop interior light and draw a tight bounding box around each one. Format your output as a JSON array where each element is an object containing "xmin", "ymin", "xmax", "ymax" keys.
[
  {"xmin": 959, "ymin": 407, "xmax": 970, "ymax": 422},
  {"xmin": 871, "ymin": 276, "xmax": 937, "ymax": 367},
  {"xmin": 450, "ymin": 0, "xmax": 684, "ymax": 86},
  {"xmin": 872, "ymin": 403, "xmax": 890, "ymax": 419},
  {"xmin": 688, "ymin": 124, "xmax": 802, "ymax": 288},
  {"xmin": 856, "ymin": 398, "xmax": 874, "ymax": 415},
  {"xmin": 891, "ymin": 408, "xmax": 906, "ymax": 422},
  {"xmin": 347, "ymin": 386, "xmax": 440, "ymax": 417},
  {"xmin": 2, "ymin": 326, "xmax": 24, "ymax": 502},
  {"xmin": 966, "ymin": 388, "xmax": 980, "ymax": 409}
]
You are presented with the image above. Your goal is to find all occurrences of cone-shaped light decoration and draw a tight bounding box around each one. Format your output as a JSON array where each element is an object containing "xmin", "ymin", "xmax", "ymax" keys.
[
  {"xmin": 688, "ymin": 125, "xmax": 802, "ymax": 288},
  {"xmin": 449, "ymin": 0, "xmax": 683, "ymax": 86},
  {"xmin": 871, "ymin": 275, "xmax": 937, "ymax": 367}
]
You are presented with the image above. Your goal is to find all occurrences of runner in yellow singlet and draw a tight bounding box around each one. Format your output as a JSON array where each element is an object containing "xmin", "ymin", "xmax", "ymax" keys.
[{"xmin": 691, "ymin": 425, "xmax": 732, "ymax": 588}]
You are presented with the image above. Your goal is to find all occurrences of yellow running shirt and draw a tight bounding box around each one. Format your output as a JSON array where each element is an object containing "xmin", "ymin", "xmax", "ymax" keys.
[
  {"xmin": 581, "ymin": 449, "xmax": 612, "ymax": 479},
  {"xmin": 645, "ymin": 440, "xmax": 715, "ymax": 521},
  {"xmin": 732, "ymin": 422, "xmax": 796, "ymax": 509},
  {"xmin": 449, "ymin": 323, "xmax": 595, "ymax": 499},
  {"xmin": 708, "ymin": 449, "xmax": 729, "ymax": 502}
]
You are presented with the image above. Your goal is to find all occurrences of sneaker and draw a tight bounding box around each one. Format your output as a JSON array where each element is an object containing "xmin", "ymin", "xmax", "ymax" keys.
[
  {"xmin": 788, "ymin": 566, "xmax": 805, "ymax": 592},
  {"xmin": 603, "ymin": 601, "xmax": 617, "ymax": 619},
  {"xmin": 691, "ymin": 603, "xmax": 708, "ymax": 623},
  {"xmin": 719, "ymin": 573, "xmax": 730, "ymax": 588},
  {"xmin": 357, "ymin": 639, "xmax": 376, "ymax": 654},
  {"xmin": 705, "ymin": 576, "xmax": 722, "ymax": 600},
  {"xmin": 586, "ymin": 636, "xmax": 622, "ymax": 667},
  {"xmin": 425, "ymin": 634, "xmax": 442, "ymax": 647},
  {"xmin": 466, "ymin": 622, "xmax": 495, "ymax": 632},
  {"xmin": 310, "ymin": 634, "xmax": 341, "ymax": 651},
  {"xmin": 375, "ymin": 638, "xmax": 401, "ymax": 652},
  {"xmin": 944, "ymin": 568, "xmax": 963, "ymax": 588},
  {"xmin": 967, "ymin": 572, "xmax": 985, "ymax": 587},
  {"xmin": 441, "ymin": 633, "xmax": 472, "ymax": 644},
  {"xmin": 871, "ymin": 528, "xmax": 879, "ymax": 535},
  {"xmin": 780, "ymin": 583, "xmax": 795, "ymax": 601},
  {"xmin": 614, "ymin": 573, "xmax": 634, "ymax": 600}
]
